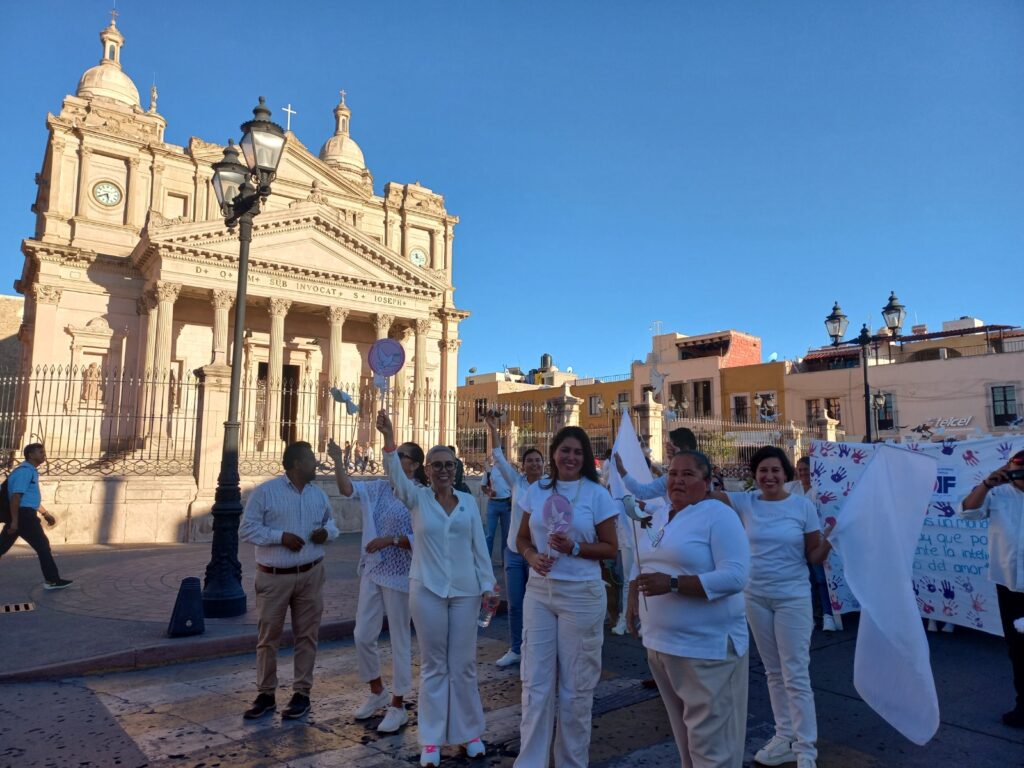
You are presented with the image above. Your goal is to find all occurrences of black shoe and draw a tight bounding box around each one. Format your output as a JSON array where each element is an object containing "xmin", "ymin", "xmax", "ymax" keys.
[
  {"xmin": 243, "ymin": 693, "xmax": 276, "ymax": 720},
  {"xmin": 1002, "ymin": 707, "xmax": 1024, "ymax": 728},
  {"xmin": 282, "ymin": 693, "xmax": 311, "ymax": 720},
  {"xmin": 44, "ymin": 579, "xmax": 73, "ymax": 590}
]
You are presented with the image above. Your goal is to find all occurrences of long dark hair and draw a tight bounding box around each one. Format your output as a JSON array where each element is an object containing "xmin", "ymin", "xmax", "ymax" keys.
[
  {"xmin": 399, "ymin": 442, "xmax": 428, "ymax": 485},
  {"xmin": 541, "ymin": 426, "xmax": 600, "ymax": 491}
]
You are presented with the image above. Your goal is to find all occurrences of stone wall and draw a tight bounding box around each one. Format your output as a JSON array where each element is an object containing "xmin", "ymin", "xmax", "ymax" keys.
[
  {"xmin": 0, "ymin": 295, "xmax": 24, "ymax": 372},
  {"xmin": 33, "ymin": 472, "xmax": 486, "ymax": 545}
]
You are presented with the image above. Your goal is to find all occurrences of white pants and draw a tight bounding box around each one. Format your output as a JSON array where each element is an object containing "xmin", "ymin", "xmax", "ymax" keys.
[
  {"xmin": 516, "ymin": 578, "xmax": 606, "ymax": 768},
  {"xmin": 353, "ymin": 577, "xmax": 413, "ymax": 697},
  {"xmin": 746, "ymin": 592, "xmax": 817, "ymax": 761},
  {"xmin": 647, "ymin": 641, "xmax": 748, "ymax": 768},
  {"xmin": 408, "ymin": 580, "xmax": 485, "ymax": 746}
]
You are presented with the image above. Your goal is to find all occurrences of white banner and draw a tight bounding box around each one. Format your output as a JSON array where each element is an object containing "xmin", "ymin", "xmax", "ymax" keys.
[{"xmin": 811, "ymin": 435, "xmax": 1024, "ymax": 636}]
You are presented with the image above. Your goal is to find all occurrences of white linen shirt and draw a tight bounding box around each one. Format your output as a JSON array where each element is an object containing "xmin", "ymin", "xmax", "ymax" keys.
[
  {"xmin": 632, "ymin": 499, "xmax": 750, "ymax": 660},
  {"xmin": 726, "ymin": 491, "xmax": 820, "ymax": 599},
  {"xmin": 622, "ymin": 472, "xmax": 669, "ymax": 503},
  {"xmin": 521, "ymin": 477, "xmax": 618, "ymax": 582},
  {"xmin": 240, "ymin": 475, "xmax": 340, "ymax": 568},
  {"xmin": 384, "ymin": 450, "xmax": 494, "ymax": 598},
  {"xmin": 958, "ymin": 483, "xmax": 1024, "ymax": 592}
]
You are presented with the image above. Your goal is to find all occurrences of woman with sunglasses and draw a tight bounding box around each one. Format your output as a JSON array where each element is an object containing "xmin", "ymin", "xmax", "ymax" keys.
[
  {"xmin": 484, "ymin": 412, "xmax": 546, "ymax": 668},
  {"xmin": 514, "ymin": 426, "xmax": 619, "ymax": 768},
  {"xmin": 626, "ymin": 450, "xmax": 750, "ymax": 768},
  {"xmin": 716, "ymin": 446, "xmax": 832, "ymax": 768},
  {"xmin": 328, "ymin": 437, "xmax": 422, "ymax": 734},
  {"xmin": 376, "ymin": 410, "xmax": 493, "ymax": 767}
]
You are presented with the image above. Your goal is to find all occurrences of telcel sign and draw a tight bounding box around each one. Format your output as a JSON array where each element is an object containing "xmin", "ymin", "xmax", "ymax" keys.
[{"xmin": 928, "ymin": 417, "xmax": 973, "ymax": 428}]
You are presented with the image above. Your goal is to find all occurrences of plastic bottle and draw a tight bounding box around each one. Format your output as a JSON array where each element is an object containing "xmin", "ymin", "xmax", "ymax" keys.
[{"xmin": 478, "ymin": 586, "xmax": 501, "ymax": 628}]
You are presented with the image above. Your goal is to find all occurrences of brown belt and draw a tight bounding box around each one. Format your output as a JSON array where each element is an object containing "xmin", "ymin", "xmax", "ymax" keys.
[{"xmin": 257, "ymin": 557, "xmax": 323, "ymax": 575}]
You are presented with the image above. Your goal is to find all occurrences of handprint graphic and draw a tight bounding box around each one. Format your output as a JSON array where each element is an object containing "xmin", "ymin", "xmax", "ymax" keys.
[
  {"xmin": 842, "ymin": 481, "xmax": 854, "ymax": 497},
  {"xmin": 942, "ymin": 600, "xmax": 958, "ymax": 617},
  {"xmin": 962, "ymin": 450, "xmax": 979, "ymax": 467},
  {"xmin": 830, "ymin": 467, "xmax": 848, "ymax": 484},
  {"xmin": 812, "ymin": 462, "xmax": 826, "ymax": 479},
  {"xmin": 818, "ymin": 491, "xmax": 837, "ymax": 505},
  {"xmin": 851, "ymin": 448, "xmax": 867, "ymax": 464},
  {"xmin": 819, "ymin": 443, "xmax": 836, "ymax": 457},
  {"xmin": 930, "ymin": 502, "xmax": 955, "ymax": 518},
  {"xmin": 966, "ymin": 611, "xmax": 984, "ymax": 629},
  {"xmin": 970, "ymin": 593, "xmax": 986, "ymax": 613},
  {"xmin": 940, "ymin": 580, "xmax": 955, "ymax": 600},
  {"xmin": 941, "ymin": 437, "xmax": 957, "ymax": 456},
  {"xmin": 917, "ymin": 597, "xmax": 935, "ymax": 614},
  {"xmin": 998, "ymin": 441, "xmax": 1012, "ymax": 460},
  {"xmin": 838, "ymin": 444, "xmax": 851, "ymax": 458}
]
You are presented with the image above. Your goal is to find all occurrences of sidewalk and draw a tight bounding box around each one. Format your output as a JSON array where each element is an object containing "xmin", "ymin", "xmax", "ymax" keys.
[{"xmin": 0, "ymin": 535, "xmax": 458, "ymax": 680}]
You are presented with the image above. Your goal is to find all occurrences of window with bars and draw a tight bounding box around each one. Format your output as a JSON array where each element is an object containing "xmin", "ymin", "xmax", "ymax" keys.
[
  {"xmin": 733, "ymin": 395, "xmax": 749, "ymax": 422},
  {"xmin": 806, "ymin": 399, "xmax": 822, "ymax": 425},
  {"xmin": 992, "ymin": 385, "xmax": 1019, "ymax": 427},
  {"xmin": 825, "ymin": 397, "xmax": 843, "ymax": 426},
  {"xmin": 877, "ymin": 393, "xmax": 896, "ymax": 431}
]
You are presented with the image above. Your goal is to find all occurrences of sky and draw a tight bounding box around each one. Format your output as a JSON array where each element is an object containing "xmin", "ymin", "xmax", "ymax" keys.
[{"xmin": 2, "ymin": 1, "xmax": 1022, "ymax": 381}]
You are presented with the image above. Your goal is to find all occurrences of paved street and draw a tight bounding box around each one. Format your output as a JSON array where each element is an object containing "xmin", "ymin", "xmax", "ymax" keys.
[{"xmin": 1, "ymin": 539, "xmax": 1023, "ymax": 767}]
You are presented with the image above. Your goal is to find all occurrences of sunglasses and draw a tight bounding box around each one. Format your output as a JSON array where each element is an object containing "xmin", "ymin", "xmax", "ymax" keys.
[{"xmin": 429, "ymin": 461, "xmax": 456, "ymax": 472}]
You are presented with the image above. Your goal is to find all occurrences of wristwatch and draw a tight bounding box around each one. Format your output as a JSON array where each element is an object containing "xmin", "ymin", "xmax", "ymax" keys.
[
  {"xmin": 570, "ymin": 542, "xmax": 582, "ymax": 557},
  {"xmin": 669, "ymin": 577, "xmax": 679, "ymax": 593}
]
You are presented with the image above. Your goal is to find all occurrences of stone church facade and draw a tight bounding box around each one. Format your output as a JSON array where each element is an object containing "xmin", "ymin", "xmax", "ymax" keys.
[{"xmin": 11, "ymin": 17, "xmax": 468, "ymax": 542}]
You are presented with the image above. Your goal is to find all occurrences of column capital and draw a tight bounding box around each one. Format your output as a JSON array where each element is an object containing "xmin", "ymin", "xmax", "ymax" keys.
[
  {"xmin": 374, "ymin": 313, "xmax": 395, "ymax": 337},
  {"xmin": 268, "ymin": 297, "xmax": 292, "ymax": 318},
  {"xmin": 327, "ymin": 305, "xmax": 350, "ymax": 325},
  {"xmin": 414, "ymin": 317, "xmax": 432, "ymax": 335},
  {"xmin": 79, "ymin": 145, "xmax": 93, "ymax": 158},
  {"xmin": 155, "ymin": 281, "xmax": 182, "ymax": 304},
  {"xmin": 33, "ymin": 284, "xmax": 62, "ymax": 306},
  {"xmin": 136, "ymin": 294, "xmax": 157, "ymax": 314},
  {"xmin": 212, "ymin": 289, "xmax": 234, "ymax": 310},
  {"xmin": 439, "ymin": 338, "xmax": 461, "ymax": 353}
]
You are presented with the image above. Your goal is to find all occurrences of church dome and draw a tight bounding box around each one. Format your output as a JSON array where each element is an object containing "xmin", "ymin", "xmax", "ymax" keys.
[
  {"xmin": 319, "ymin": 92, "xmax": 366, "ymax": 171},
  {"xmin": 76, "ymin": 18, "xmax": 141, "ymax": 108}
]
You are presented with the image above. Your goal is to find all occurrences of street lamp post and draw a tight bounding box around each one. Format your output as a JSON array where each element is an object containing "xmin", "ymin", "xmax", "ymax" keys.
[
  {"xmin": 202, "ymin": 98, "xmax": 286, "ymax": 618},
  {"xmin": 824, "ymin": 292, "xmax": 907, "ymax": 444}
]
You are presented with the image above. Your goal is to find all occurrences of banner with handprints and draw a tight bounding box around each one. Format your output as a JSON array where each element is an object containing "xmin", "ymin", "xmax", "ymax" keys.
[{"xmin": 810, "ymin": 435, "xmax": 1024, "ymax": 636}]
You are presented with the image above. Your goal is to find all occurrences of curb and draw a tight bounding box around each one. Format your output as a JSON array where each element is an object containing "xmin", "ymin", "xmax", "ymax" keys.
[{"xmin": 0, "ymin": 618, "xmax": 356, "ymax": 682}]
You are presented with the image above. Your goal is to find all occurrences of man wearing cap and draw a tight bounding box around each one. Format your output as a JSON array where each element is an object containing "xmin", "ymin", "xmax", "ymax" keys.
[
  {"xmin": 959, "ymin": 449, "xmax": 1024, "ymax": 728},
  {"xmin": 239, "ymin": 441, "xmax": 339, "ymax": 721}
]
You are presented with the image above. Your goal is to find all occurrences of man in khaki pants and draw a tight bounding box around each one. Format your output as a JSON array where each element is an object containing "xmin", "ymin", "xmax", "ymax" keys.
[{"xmin": 240, "ymin": 441, "xmax": 339, "ymax": 720}]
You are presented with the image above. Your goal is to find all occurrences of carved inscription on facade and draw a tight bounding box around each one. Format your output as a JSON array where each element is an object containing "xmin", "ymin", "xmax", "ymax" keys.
[{"xmin": 193, "ymin": 265, "xmax": 411, "ymax": 307}]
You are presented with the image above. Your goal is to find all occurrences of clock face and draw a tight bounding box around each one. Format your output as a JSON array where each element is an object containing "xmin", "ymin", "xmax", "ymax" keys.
[
  {"xmin": 93, "ymin": 181, "xmax": 122, "ymax": 207},
  {"xmin": 409, "ymin": 248, "xmax": 427, "ymax": 267}
]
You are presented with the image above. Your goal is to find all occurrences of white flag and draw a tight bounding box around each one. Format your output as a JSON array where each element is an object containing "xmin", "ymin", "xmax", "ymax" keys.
[
  {"xmin": 832, "ymin": 445, "xmax": 939, "ymax": 744},
  {"xmin": 609, "ymin": 413, "xmax": 653, "ymax": 500}
]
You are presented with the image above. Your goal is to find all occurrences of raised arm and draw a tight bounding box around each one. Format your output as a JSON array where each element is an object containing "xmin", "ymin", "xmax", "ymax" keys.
[
  {"xmin": 327, "ymin": 438, "xmax": 354, "ymax": 497},
  {"xmin": 377, "ymin": 409, "xmax": 418, "ymax": 509}
]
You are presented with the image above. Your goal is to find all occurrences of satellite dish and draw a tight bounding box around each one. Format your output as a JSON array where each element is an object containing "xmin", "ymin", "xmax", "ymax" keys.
[
  {"xmin": 566, "ymin": 366, "xmax": 573, "ymax": 373},
  {"xmin": 468, "ymin": 367, "xmax": 477, "ymax": 374},
  {"xmin": 768, "ymin": 352, "xmax": 778, "ymax": 362}
]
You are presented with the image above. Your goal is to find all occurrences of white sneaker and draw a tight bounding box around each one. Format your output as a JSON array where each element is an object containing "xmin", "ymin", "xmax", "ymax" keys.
[
  {"xmin": 941, "ymin": 622, "xmax": 955, "ymax": 634},
  {"xmin": 822, "ymin": 615, "xmax": 837, "ymax": 632},
  {"xmin": 354, "ymin": 688, "xmax": 390, "ymax": 719},
  {"xmin": 611, "ymin": 615, "xmax": 628, "ymax": 635},
  {"xmin": 495, "ymin": 649, "xmax": 521, "ymax": 667},
  {"xmin": 376, "ymin": 705, "xmax": 408, "ymax": 733},
  {"xmin": 419, "ymin": 745, "xmax": 440, "ymax": 766},
  {"xmin": 754, "ymin": 735, "xmax": 796, "ymax": 766},
  {"xmin": 465, "ymin": 737, "xmax": 486, "ymax": 758},
  {"xmin": 927, "ymin": 619, "xmax": 938, "ymax": 632}
]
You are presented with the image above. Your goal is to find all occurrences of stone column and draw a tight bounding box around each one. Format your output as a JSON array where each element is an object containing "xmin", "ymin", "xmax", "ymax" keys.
[
  {"xmin": 392, "ymin": 325, "xmax": 413, "ymax": 443},
  {"xmin": 374, "ymin": 313, "xmax": 395, "ymax": 342},
  {"xmin": 634, "ymin": 390, "xmax": 665, "ymax": 464},
  {"xmin": 265, "ymin": 298, "xmax": 291, "ymax": 449},
  {"xmin": 368, "ymin": 314, "xmax": 395, "ymax": 454},
  {"xmin": 75, "ymin": 146, "xmax": 93, "ymax": 217},
  {"xmin": 148, "ymin": 281, "xmax": 181, "ymax": 442},
  {"xmin": 126, "ymin": 158, "xmax": 142, "ymax": 228},
  {"xmin": 430, "ymin": 229, "xmax": 440, "ymax": 269},
  {"xmin": 438, "ymin": 337, "xmax": 461, "ymax": 447},
  {"xmin": 413, "ymin": 318, "xmax": 431, "ymax": 444},
  {"xmin": 327, "ymin": 306, "xmax": 349, "ymax": 386},
  {"xmin": 49, "ymin": 139, "xmax": 67, "ymax": 218},
  {"xmin": 211, "ymin": 290, "xmax": 234, "ymax": 365},
  {"xmin": 400, "ymin": 221, "xmax": 409, "ymax": 259},
  {"xmin": 29, "ymin": 284, "xmax": 61, "ymax": 367},
  {"xmin": 444, "ymin": 222, "xmax": 454, "ymax": 272}
]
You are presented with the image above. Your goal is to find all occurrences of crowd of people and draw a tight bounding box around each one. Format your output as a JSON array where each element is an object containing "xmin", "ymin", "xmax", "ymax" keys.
[{"xmin": 224, "ymin": 418, "xmax": 1024, "ymax": 766}]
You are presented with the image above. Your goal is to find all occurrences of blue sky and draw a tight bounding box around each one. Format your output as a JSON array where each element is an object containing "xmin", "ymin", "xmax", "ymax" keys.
[{"xmin": 2, "ymin": 1, "xmax": 1021, "ymax": 380}]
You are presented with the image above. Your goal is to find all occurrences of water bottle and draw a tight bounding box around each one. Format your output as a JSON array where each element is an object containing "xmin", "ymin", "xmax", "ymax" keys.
[{"xmin": 478, "ymin": 586, "xmax": 501, "ymax": 628}]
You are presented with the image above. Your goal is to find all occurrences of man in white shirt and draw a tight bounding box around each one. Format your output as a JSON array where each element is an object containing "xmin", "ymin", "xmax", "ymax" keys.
[
  {"xmin": 959, "ymin": 449, "xmax": 1024, "ymax": 728},
  {"xmin": 483, "ymin": 457, "xmax": 513, "ymax": 566},
  {"xmin": 239, "ymin": 441, "xmax": 339, "ymax": 721}
]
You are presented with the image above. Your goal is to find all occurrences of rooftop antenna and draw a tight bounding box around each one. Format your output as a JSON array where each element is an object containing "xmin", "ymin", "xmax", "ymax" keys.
[{"xmin": 649, "ymin": 320, "xmax": 663, "ymax": 335}]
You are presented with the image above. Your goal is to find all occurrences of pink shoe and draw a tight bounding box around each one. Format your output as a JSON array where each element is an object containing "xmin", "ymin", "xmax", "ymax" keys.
[
  {"xmin": 419, "ymin": 745, "xmax": 440, "ymax": 767},
  {"xmin": 465, "ymin": 737, "xmax": 486, "ymax": 758}
]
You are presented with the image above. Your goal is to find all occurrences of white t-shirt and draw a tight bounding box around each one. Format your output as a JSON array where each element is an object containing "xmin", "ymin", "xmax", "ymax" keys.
[
  {"xmin": 727, "ymin": 491, "xmax": 820, "ymax": 598},
  {"xmin": 521, "ymin": 477, "xmax": 618, "ymax": 582},
  {"xmin": 631, "ymin": 499, "xmax": 750, "ymax": 660}
]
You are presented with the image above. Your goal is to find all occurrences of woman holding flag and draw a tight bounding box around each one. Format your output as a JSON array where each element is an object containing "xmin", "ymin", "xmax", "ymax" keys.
[
  {"xmin": 514, "ymin": 426, "xmax": 619, "ymax": 768},
  {"xmin": 626, "ymin": 449, "xmax": 750, "ymax": 768}
]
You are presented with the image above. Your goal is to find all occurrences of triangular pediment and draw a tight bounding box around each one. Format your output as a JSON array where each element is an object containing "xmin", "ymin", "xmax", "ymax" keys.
[
  {"xmin": 135, "ymin": 206, "xmax": 448, "ymax": 298},
  {"xmin": 274, "ymin": 133, "xmax": 373, "ymax": 203}
]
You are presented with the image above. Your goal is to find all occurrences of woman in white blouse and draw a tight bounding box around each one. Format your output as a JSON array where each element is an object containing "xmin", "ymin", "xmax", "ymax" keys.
[
  {"xmin": 328, "ymin": 437, "xmax": 420, "ymax": 734},
  {"xmin": 717, "ymin": 446, "xmax": 832, "ymax": 768},
  {"xmin": 626, "ymin": 450, "xmax": 750, "ymax": 768},
  {"xmin": 514, "ymin": 426, "xmax": 618, "ymax": 768},
  {"xmin": 484, "ymin": 412, "xmax": 546, "ymax": 668},
  {"xmin": 376, "ymin": 410, "xmax": 493, "ymax": 767}
]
